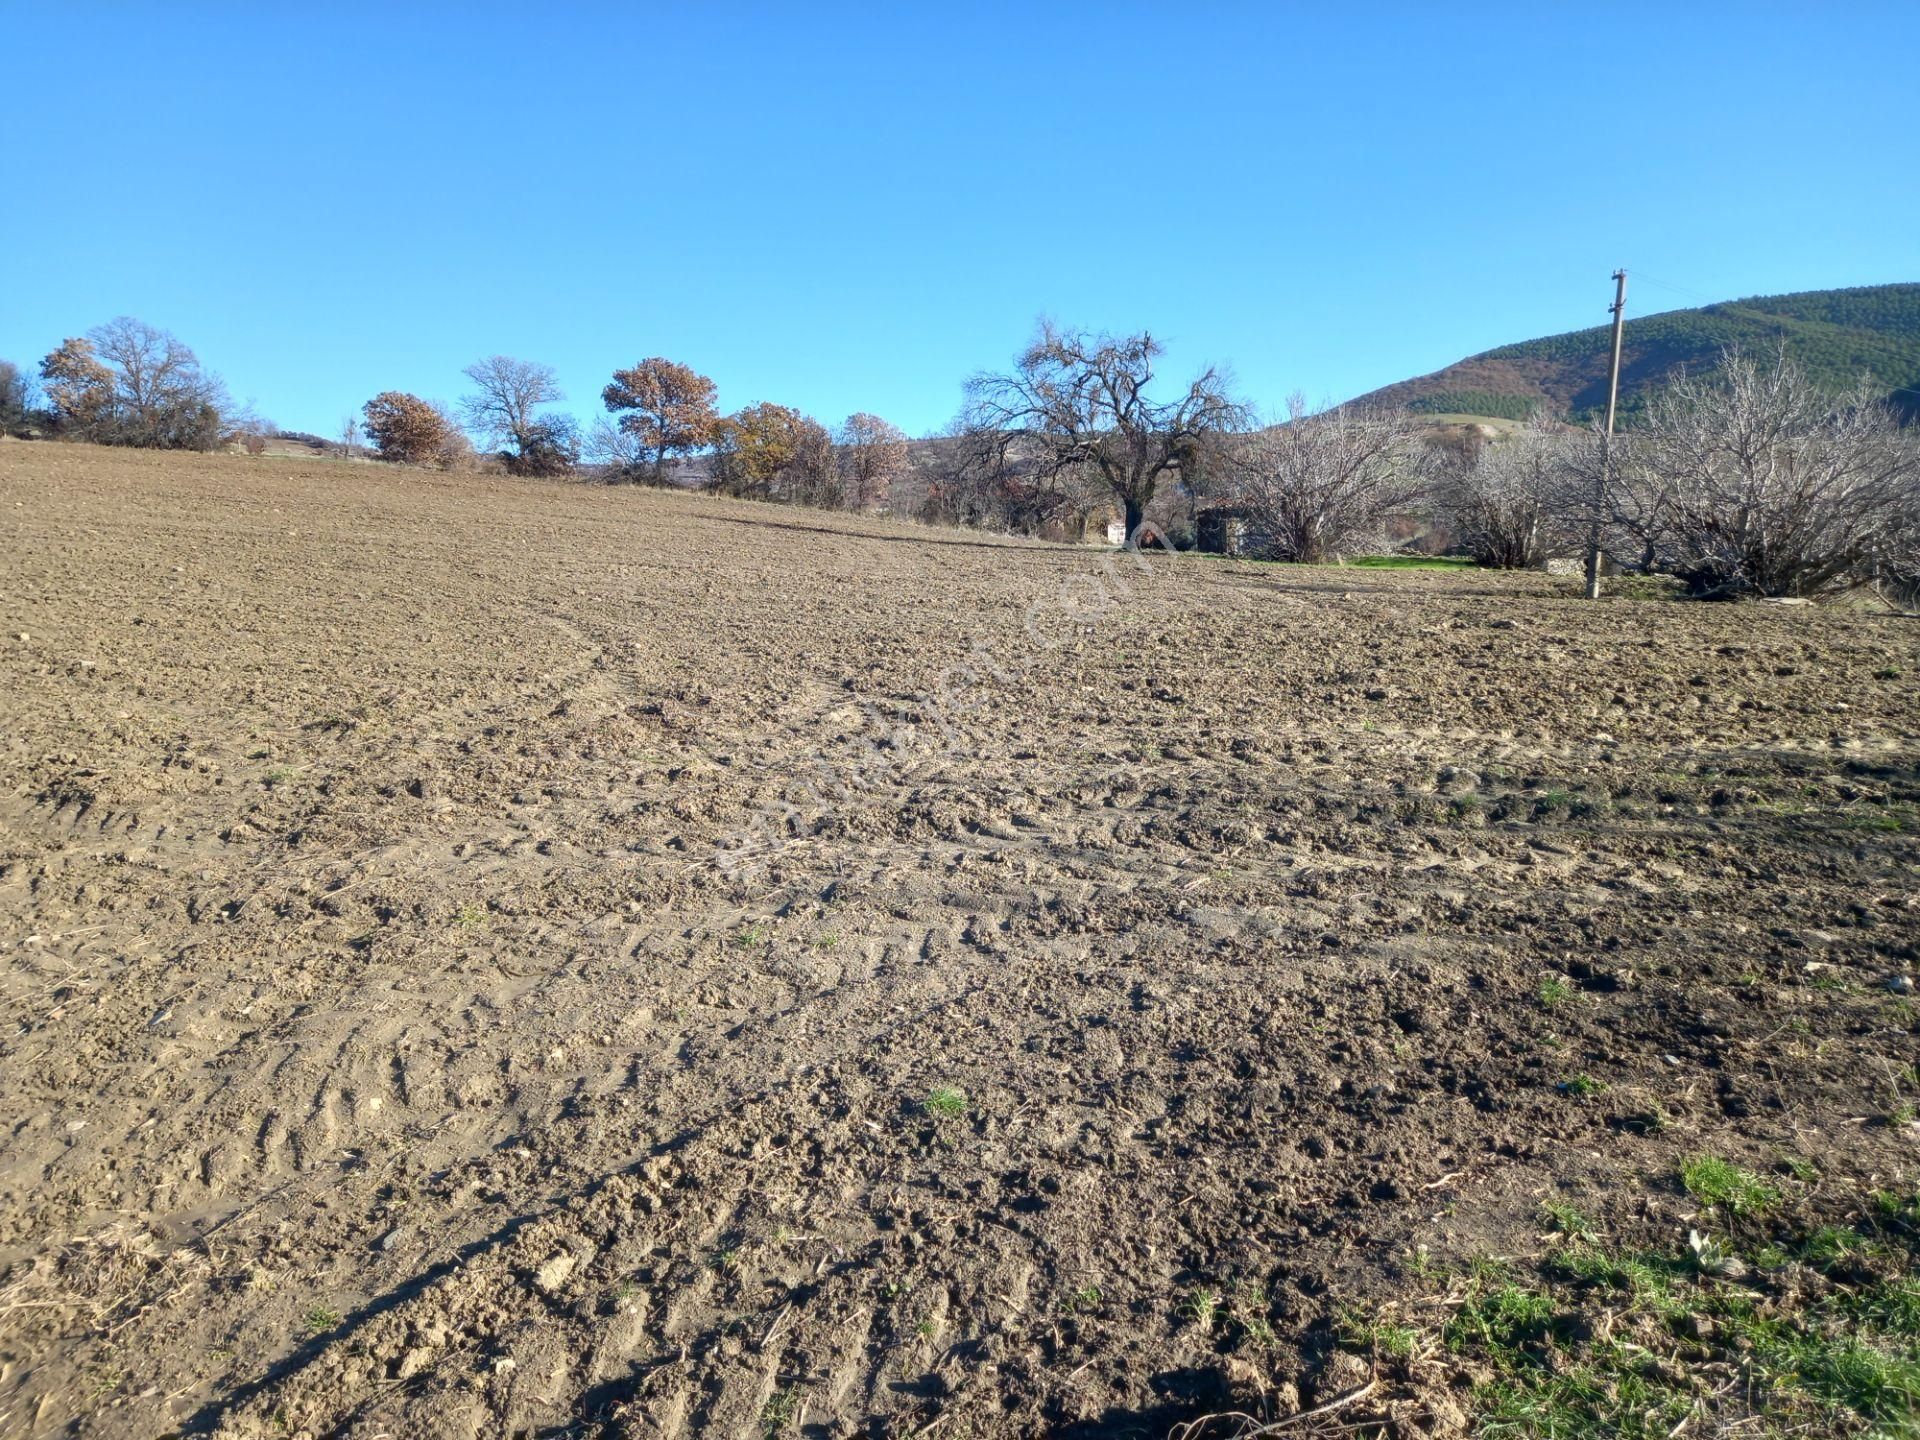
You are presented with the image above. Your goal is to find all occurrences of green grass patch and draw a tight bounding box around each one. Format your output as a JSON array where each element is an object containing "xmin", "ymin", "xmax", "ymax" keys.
[
  {"xmin": 302, "ymin": 1304, "xmax": 341, "ymax": 1335},
  {"xmin": 1682, "ymin": 1155, "xmax": 1781, "ymax": 1215},
  {"xmin": 1355, "ymin": 1188, "xmax": 1920, "ymax": 1437},
  {"xmin": 1542, "ymin": 1203, "xmax": 1599, "ymax": 1243},
  {"xmin": 1477, "ymin": 1356, "xmax": 1698, "ymax": 1438},
  {"xmin": 1345, "ymin": 555, "xmax": 1479, "ymax": 571},
  {"xmin": 1444, "ymin": 1280, "xmax": 1565, "ymax": 1351},
  {"xmin": 923, "ymin": 1084, "xmax": 966, "ymax": 1119},
  {"xmin": 1339, "ymin": 1307, "xmax": 1421, "ymax": 1360},
  {"xmin": 1549, "ymin": 1241, "xmax": 1689, "ymax": 1312},
  {"xmin": 1877, "ymin": 1191, "xmax": 1920, "ymax": 1226},
  {"xmin": 760, "ymin": 1383, "xmax": 800, "ymax": 1438}
]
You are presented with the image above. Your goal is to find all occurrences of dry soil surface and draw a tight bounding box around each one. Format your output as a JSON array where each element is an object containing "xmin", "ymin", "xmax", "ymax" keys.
[{"xmin": 1, "ymin": 444, "xmax": 1917, "ymax": 1438}]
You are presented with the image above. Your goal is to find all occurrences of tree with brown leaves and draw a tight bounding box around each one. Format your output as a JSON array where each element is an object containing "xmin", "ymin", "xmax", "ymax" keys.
[
  {"xmin": 601, "ymin": 358, "xmax": 719, "ymax": 484},
  {"xmin": 836, "ymin": 412, "xmax": 909, "ymax": 511},
  {"xmin": 711, "ymin": 403, "xmax": 838, "ymax": 505},
  {"xmin": 38, "ymin": 339, "xmax": 115, "ymax": 434},
  {"xmin": 362, "ymin": 391, "xmax": 458, "ymax": 467}
]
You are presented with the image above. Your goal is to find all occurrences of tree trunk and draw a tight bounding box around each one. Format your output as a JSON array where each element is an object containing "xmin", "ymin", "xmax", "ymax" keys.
[{"xmin": 1123, "ymin": 495, "xmax": 1146, "ymax": 546}]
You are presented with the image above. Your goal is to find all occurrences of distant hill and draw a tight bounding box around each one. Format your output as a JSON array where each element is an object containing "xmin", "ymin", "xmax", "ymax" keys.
[{"xmin": 1350, "ymin": 282, "xmax": 1920, "ymax": 422}]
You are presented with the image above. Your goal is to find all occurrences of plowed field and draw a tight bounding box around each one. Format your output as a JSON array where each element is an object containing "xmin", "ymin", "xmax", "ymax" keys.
[{"xmin": 2, "ymin": 444, "xmax": 1917, "ymax": 1437}]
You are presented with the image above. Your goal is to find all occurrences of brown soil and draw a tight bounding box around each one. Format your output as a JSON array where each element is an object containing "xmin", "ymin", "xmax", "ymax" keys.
[{"xmin": 1, "ymin": 443, "xmax": 1917, "ymax": 1438}]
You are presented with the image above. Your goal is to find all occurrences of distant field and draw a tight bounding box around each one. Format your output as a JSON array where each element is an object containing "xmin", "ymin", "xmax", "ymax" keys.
[
  {"xmin": 2, "ymin": 444, "xmax": 1918, "ymax": 1437},
  {"xmin": 1401, "ymin": 412, "xmax": 1525, "ymax": 432},
  {"xmin": 1344, "ymin": 554, "xmax": 1478, "ymax": 571}
]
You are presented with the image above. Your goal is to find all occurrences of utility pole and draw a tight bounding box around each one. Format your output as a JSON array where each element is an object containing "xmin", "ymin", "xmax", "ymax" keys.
[{"xmin": 1585, "ymin": 268, "xmax": 1628, "ymax": 600}]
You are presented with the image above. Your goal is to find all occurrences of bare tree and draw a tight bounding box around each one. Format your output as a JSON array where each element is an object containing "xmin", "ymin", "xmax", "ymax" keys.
[
  {"xmin": 1222, "ymin": 398, "xmax": 1434, "ymax": 562},
  {"xmin": 228, "ymin": 406, "xmax": 274, "ymax": 455},
  {"xmin": 960, "ymin": 321, "xmax": 1244, "ymax": 542},
  {"xmin": 584, "ymin": 416, "xmax": 648, "ymax": 479},
  {"xmin": 1604, "ymin": 348, "xmax": 1920, "ymax": 599},
  {"xmin": 1878, "ymin": 489, "xmax": 1920, "ymax": 610},
  {"xmin": 919, "ymin": 419, "xmax": 1089, "ymax": 533},
  {"xmin": 85, "ymin": 317, "xmax": 230, "ymax": 449},
  {"xmin": 432, "ymin": 400, "xmax": 477, "ymax": 471},
  {"xmin": 338, "ymin": 413, "xmax": 361, "ymax": 460},
  {"xmin": 836, "ymin": 412, "xmax": 909, "ymax": 510},
  {"xmin": 460, "ymin": 355, "xmax": 572, "ymax": 473},
  {"xmin": 0, "ymin": 360, "xmax": 38, "ymax": 435},
  {"xmin": 1440, "ymin": 418, "xmax": 1575, "ymax": 568},
  {"xmin": 1552, "ymin": 422, "xmax": 1662, "ymax": 573}
]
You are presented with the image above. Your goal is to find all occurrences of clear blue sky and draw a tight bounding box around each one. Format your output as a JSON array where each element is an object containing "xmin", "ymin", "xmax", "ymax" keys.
[{"xmin": 5, "ymin": 2, "xmax": 1915, "ymax": 439}]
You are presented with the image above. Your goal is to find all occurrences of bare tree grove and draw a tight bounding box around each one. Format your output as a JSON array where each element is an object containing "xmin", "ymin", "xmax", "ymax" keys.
[
  {"xmin": 1439, "ymin": 418, "xmax": 1574, "ymax": 569},
  {"xmin": 11, "ymin": 317, "xmax": 1917, "ymax": 610},
  {"xmin": 1221, "ymin": 399, "xmax": 1434, "ymax": 563},
  {"xmin": 1598, "ymin": 349, "xmax": 1920, "ymax": 599}
]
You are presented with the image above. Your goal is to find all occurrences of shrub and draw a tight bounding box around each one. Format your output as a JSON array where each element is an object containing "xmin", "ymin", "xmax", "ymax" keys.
[{"xmin": 501, "ymin": 415, "xmax": 580, "ymax": 478}]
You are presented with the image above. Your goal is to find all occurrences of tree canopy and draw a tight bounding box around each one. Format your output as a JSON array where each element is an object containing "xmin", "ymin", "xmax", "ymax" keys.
[
  {"xmin": 362, "ymin": 391, "xmax": 460, "ymax": 467},
  {"xmin": 601, "ymin": 358, "xmax": 720, "ymax": 484},
  {"xmin": 711, "ymin": 403, "xmax": 836, "ymax": 504}
]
